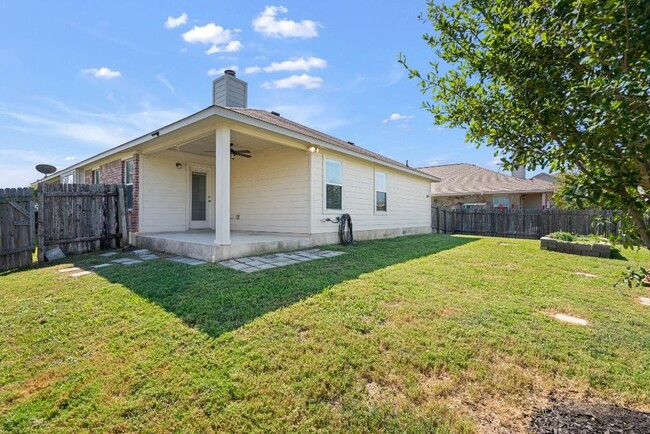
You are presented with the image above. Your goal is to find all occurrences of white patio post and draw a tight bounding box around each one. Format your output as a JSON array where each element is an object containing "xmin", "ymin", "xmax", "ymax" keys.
[{"xmin": 214, "ymin": 125, "xmax": 231, "ymax": 245}]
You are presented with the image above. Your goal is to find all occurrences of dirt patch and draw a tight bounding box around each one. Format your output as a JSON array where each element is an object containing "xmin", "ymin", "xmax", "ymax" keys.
[
  {"xmin": 530, "ymin": 401, "xmax": 650, "ymax": 433},
  {"xmin": 575, "ymin": 272, "xmax": 598, "ymax": 278}
]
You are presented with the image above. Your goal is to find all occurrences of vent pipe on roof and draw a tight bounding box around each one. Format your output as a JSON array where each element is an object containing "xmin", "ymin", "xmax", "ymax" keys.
[{"xmin": 213, "ymin": 70, "xmax": 248, "ymax": 108}]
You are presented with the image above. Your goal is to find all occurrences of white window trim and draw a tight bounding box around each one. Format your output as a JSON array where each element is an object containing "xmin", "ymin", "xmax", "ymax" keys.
[
  {"xmin": 124, "ymin": 159, "xmax": 135, "ymax": 211},
  {"xmin": 323, "ymin": 157, "xmax": 343, "ymax": 213},
  {"xmin": 374, "ymin": 169, "xmax": 388, "ymax": 214}
]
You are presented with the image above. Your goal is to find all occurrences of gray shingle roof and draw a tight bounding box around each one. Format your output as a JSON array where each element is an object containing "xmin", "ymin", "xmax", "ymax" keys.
[
  {"xmin": 221, "ymin": 106, "xmax": 436, "ymax": 180},
  {"xmin": 418, "ymin": 163, "xmax": 555, "ymax": 196}
]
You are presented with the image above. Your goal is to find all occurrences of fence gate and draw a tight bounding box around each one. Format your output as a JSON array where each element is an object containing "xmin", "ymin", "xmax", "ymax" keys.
[
  {"xmin": 0, "ymin": 188, "xmax": 35, "ymax": 270},
  {"xmin": 38, "ymin": 184, "xmax": 128, "ymax": 261}
]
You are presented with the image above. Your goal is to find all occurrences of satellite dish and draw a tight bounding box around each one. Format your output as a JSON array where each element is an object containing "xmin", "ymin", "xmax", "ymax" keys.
[{"xmin": 36, "ymin": 164, "xmax": 57, "ymax": 177}]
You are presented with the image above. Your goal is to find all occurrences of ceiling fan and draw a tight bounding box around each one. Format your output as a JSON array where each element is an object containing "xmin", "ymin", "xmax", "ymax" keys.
[{"xmin": 204, "ymin": 143, "xmax": 252, "ymax": 159}]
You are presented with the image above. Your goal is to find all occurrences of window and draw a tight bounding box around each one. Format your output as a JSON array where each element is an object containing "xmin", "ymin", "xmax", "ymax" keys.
[
  {"xmin": 325, "ymin": 159, "xmax": 342, "ymax": 210},
  {"xmin": 493, "ymin": 196, "xmax": 510, "ymax": 209},
  {"xmin": 375, "ymin": 171, "xmax": 387, "ymax": 212},
  {"xmin": 61, "ymin": 173, "xmax": 74, "ymax": 184},
  {"xmin": 92, "ymin": 170, "xmax": 100, "ymax": 184},
  {"xmin": 124, "ymin": 159, "xmax": 135, "ymax": 210}
]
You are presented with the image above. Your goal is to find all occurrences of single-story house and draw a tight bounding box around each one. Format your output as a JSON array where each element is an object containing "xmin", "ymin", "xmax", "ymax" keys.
[
  {"xmin": 418, "ymin": 163, "xmax": 554, "ymax": 210},
  {"xmin": 37, "ymin": 70, "xmax": 438, "ymax": 261}
]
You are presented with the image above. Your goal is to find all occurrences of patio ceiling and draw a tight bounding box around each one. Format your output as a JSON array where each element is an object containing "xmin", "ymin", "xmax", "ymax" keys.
[{"xmin": 177, "ymin": 130, "xmax": 283, "ymax": 157}]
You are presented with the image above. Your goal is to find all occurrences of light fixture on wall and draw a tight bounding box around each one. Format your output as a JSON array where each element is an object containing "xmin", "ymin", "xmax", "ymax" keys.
[
  {"xmin": 176, "ymin": 163, "xmax": 182, "ymax": 169},
  {"xmin": 307, "ymin": 146, "xmax": 319, "ymax": 153}
]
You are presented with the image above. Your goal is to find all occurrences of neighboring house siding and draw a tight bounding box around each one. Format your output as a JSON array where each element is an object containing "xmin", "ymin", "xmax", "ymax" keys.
[
  {"xmin": 433, "ymin": 192, "xmax": 547, "ymax": 210},
  {"xmin": 230, "ymin": 146, "xmax": 310, "ymax": 233},
  {"xmin": 139, "ymin": 150, "xmax": 214, "ymax": 233},
  {"xmin": 310, "ymin": 151, "xmax": 431, "ymax": 235}
]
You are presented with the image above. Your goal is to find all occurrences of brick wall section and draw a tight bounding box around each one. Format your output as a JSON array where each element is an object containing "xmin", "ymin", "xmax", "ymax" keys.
[
  {"xmin": 99, "ymin": 160, "xmax": 122, "ymax": 184},
  {"xmin": 84, "ymin": 170, "xmax": 92, "ymax": 184},
  {"xmin": 91, "ymin": 155, "xmax": 140, "ymax": 233},
  {"xmin": 129, "ymin": 154, "xmax": 140, "ymax": 233}
]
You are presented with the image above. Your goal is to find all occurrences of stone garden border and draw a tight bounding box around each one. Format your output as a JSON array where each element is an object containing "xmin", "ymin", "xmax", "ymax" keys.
[{"xmin": 540, "ymin": 236, "xmax": 611, "ymax": 258}]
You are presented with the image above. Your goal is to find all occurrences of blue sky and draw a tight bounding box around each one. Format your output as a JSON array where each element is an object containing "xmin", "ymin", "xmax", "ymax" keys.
[{"xmin": 1, "ymin": 0, "xmax": 508, "ymax": 187}]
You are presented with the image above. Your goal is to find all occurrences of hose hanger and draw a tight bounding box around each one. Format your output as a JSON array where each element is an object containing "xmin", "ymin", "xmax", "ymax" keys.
[{"xmin": 325, "ymin": 213, "xmax": 354, "ymax": 245}]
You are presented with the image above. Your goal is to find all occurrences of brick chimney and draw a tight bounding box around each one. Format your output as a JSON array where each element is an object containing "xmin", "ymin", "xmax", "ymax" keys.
[{"xmin": 212, "ymin": 70, "xmax": 247, "ymax": 108}]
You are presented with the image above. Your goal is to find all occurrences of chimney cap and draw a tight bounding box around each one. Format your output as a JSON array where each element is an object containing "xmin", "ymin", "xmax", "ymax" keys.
[{"xmin": 224, "ymin": 69, "xmax": 236, "ymax": 76}]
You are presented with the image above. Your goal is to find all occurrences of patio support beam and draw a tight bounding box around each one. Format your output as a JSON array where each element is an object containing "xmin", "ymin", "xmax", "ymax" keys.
[{"xmin": 214, "ymin": 125, "xmax": 231, "ymax": 245}]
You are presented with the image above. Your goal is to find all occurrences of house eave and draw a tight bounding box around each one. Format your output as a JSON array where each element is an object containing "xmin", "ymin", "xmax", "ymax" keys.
[{"xmin": 37, "ymin": 105, "xmax": 439, "ymax": 184}]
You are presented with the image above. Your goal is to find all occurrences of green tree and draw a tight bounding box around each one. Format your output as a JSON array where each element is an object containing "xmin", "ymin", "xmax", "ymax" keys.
[{"xmin": 401, "ymin": 0, "xmax": 650, "ymax": 248}]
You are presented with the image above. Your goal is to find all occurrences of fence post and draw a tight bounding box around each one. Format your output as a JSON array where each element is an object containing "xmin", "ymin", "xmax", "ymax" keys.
[
  {"xmin": 117, "ymin": 185, "xmax": 129, "ymax": 247},
  {"xmin": 37, "ymin": 184, "xmax": 45, "ymax": 262}
]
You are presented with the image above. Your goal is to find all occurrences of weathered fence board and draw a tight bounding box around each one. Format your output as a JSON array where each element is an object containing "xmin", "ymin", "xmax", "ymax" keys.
[
  {"xmin": 0, "ymin": 188, "xmax": 35, "ymax": 270},
  {"xmin": 431, "ymin": 205, "xmax": 618, "ymax": 239},
  {"xmin": 38, "ymin": 184, "xmax": 128, "ymax": 261}
]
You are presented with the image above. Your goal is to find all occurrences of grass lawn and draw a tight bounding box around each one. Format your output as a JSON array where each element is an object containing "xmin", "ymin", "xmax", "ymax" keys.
[{"xmin": 1, "ymin": 234, "xmax": 650, "ymax": 433}]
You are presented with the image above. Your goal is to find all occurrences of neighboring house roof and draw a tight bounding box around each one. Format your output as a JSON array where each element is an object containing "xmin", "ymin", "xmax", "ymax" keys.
[
  {"xmin": 38, "ymin": 105, "xmax": 438, "ymax": 183},
  {"xmin": 418, "ymin": 163, "xmax": 555, "ymax": 196},
  {"xmin": 531, "ymin": 172, "xmax": 557, "ymax": 183}
]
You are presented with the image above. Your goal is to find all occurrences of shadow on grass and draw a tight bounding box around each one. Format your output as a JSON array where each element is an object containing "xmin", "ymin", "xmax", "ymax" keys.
[{"xmin": 81, "ymin": 234, "xmax": 477, "ymax": 338}]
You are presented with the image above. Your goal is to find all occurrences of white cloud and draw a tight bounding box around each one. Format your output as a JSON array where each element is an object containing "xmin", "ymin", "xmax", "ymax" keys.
[
  {"xmin": 246, "ymin": 57, "xmax": 326, "ymax": 74},
  {"xmin": 64, "ymin": 156, "xmax": 77, "ymax": 161},
  {"xmin": 206, "ymin": 40, "xmax": 242, "ymax": 54},
  {"xmin": 81, "ymin": 67, "xmax": 121, "ymax": 79},
  {"xmin": 207, "ymin": 66, "xmax": 239, "ymax": 76},
  {"xmin": 382, "ymin": 113, "xmax": 414, "ymax": 123},
  {"xmin": 165, "ymin": 12, "xmax": 188, "ymax": 29},
  {"xmin": 252, "ymin": 5, "xmax": 320, "ymax": 39},
  {"xmin": 262, "ymin": 74, "xmax": 323, "ymax": 90},
  {"xmin": 182, "ymin": 23, "xmax": 239, "ymax": 44}
]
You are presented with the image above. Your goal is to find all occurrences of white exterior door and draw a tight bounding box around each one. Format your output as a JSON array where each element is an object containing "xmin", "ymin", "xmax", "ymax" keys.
[{"xmin": 189, "ymin": 166, "xmax": 212, "ymax": 229}]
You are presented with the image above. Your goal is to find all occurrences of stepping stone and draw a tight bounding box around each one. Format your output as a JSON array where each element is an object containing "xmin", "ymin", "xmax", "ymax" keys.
[
  {"xmin": 59, "ymin": 267, "xmax": 81, "ymax": 273},
  {"xmin": 112, "ymin": 258, "xmax": 135, "ymax": 264},
  {"xmin": 257, "ymin": 263, "xmax": 276, "ymax": 270},
  {"xmin": 640, "ymin": 297, "xmax": 650, "ymax": 306},
  {"xmin": 140, "ymin": 254, "xmax": 159, "ymax": 260},
  {"xmin": 220, "ymin": 262, "xmax": 250, "ymax": 271},
  {"xmin": 240, "ymin": 267, "xmax": 258, "ymax": 273},
  {"xmin": 92, "ymin": 263, "xmax": 113, "ymax": 269},
  {"xmin": 133, "ymin": 249, "xmax": 150, "ymax": 255},
  {"xmin": 218, "ymin": 260, "xmax": 239, "ymax": 267},
  {"xmin": 319, "ymin": 251, "xmax": 346, "ymax": 258},
  {"xmin": 169, "ymin": 256, "xmax": 206, "ymax": 266},
  {"xmin": 99, "ymin": 251, "xmax": 118, "ymax": 257},
  {"xmin": 120, "ymin": 259, "xmax": 143, "ymax": 265},
  {"xmin": 575, "ymin": 272, "xmax": 598, "ymax": 278},
  {"xmin": 71, "ymin": 271, "xmax": 93, "ymax": 277},
  {"xmin": 554, "ymin": 313, "xmax": 588, "ymax": 326}
]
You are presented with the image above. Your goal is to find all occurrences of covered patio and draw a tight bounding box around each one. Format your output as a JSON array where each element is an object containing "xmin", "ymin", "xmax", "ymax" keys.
[{"xmin": 133, "ymin": 230, "xmax": 312, "ymax": 262}]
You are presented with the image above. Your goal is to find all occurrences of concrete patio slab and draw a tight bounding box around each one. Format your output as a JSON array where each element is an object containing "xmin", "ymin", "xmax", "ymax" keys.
[{"xmin": 59, "ymin": 267, "xmax": 81, "ymax": 273}]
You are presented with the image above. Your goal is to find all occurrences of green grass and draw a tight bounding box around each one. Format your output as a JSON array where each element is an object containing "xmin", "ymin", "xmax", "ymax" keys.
[{"xmin": 1, "ymin": 234, "xmax": 650, "ymax": 433}]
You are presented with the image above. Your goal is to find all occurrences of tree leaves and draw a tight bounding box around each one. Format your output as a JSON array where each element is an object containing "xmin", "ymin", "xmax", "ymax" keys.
[{"xmin": 403, "ymin": 0, "xmax": 650, "ymax": 248}]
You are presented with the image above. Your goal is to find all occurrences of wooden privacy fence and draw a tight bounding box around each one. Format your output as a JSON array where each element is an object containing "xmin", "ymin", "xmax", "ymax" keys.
[
  {"xmin": 0, "ymin": 188, "xmax": 35, "ymax": 270},
  {"xmin": 38, "ymin": 184, "xmax": 129, "ymax": 261},
  {"xmin": 432, "ymin": 205, "xmax": 618, "ymax": 239}
]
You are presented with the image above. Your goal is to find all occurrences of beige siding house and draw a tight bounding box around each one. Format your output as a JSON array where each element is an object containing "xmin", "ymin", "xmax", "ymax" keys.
[
  {"xmin": 40, "ymin": 71, "xmax": 437, "ymax": 261},
  {"xmin": 419, "ymin": 163, "xmax": 554, "ymax": 210}
]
